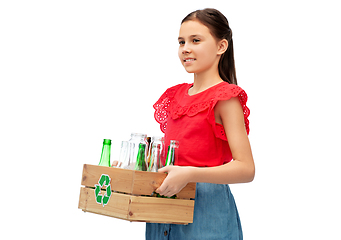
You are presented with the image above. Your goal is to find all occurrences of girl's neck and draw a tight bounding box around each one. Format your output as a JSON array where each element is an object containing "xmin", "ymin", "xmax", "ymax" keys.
[{"xmin": 190, "ymin": 70, "xmax": 224, "ymax": 95}]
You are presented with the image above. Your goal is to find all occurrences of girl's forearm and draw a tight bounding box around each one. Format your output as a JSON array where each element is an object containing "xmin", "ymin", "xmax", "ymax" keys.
[
  {"xmin": 187, "ymin": 160, "xmax": 255, "ymax": 184},
  {"xmin": 156, "ymin": 159, "xmax": 254, "ymax": 197}
]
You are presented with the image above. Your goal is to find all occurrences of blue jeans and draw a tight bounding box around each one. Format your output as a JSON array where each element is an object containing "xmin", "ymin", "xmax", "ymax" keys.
[{"xmin": 146, "ymin": 183, "xmax": 243, "ymax": 240}]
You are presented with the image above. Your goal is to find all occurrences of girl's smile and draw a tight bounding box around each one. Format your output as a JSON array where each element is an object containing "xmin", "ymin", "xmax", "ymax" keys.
[{"xmin": 183, "ymin": 57, "xmax": 196, "ymax": 65}]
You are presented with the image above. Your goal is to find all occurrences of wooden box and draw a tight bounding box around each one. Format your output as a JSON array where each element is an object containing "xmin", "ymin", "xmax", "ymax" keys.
[{"xmin": 78, "ymin": 164, "xmax": 196, "ymax": 224}]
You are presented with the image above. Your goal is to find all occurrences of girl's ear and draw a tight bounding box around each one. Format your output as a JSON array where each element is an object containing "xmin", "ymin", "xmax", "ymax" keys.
[{"xmin": 217, "ymin": 39, "xmax": 228, "ymax": 55}]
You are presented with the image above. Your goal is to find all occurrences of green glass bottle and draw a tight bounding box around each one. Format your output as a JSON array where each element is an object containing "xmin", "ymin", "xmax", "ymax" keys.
[
  {"xmin": 165, "ymin": 140, "xmax": 179, "ymax": 166},
  {"xmin": 98, "ymin": 139, "xmax": 111, "ymax": 167},
  {"xmin": 134, "ymin": 143, "xmax": 147, "ymax": 171}
]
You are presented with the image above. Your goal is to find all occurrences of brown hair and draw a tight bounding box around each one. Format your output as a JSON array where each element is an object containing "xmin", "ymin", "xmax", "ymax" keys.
[{"xmin": 182, "ymin": 8, "xmax": 237, "ymax": 85}]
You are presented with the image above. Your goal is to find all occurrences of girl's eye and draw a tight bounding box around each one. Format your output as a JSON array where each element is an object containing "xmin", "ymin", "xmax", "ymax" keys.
[
  {"xmin": 193, "ymin": 39, "xmax": 200, "ymax": 43},
  {"xmin": 179, "ymin": 40, "xmax": 185, "ymax": 45}
]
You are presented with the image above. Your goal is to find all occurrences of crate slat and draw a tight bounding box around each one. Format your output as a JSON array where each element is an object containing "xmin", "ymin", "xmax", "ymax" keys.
[
  {"xmin": 81, "ymin": 164, "xmax": 134, "ymax": 194},
  {"xmin": 128, "ymin": 195, "xmax": 195, "ymax": 224},
  {"xmin": 79, "ymin": 187, "xmax": 194, "ymax": 224},
  {"xmin": 79, "ymin": 187, "xmax": 131, "ymax": 220}
]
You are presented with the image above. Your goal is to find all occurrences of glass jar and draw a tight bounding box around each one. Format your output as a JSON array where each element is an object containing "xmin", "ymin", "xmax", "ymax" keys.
[{"xmin": 121, "ymin": 133, "xmax": 148, "ymax": 170}]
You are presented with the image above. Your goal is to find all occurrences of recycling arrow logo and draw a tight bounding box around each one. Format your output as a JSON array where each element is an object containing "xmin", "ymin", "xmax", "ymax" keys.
[{"xmin": 94, "ymin": 174, "xmax": 112, "ymax": 207}]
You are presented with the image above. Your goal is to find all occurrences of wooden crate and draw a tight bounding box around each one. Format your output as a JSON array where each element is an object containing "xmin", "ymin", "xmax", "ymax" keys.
[{"xmin": 78, "ymin": 164, "xmax": 196, "ymax": 224}]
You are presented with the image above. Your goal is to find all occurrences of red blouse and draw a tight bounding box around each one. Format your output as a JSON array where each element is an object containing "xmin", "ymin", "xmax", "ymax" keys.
[{"xmin": 153, "ymin": 82, "xmax": 250, "ymax": 167}]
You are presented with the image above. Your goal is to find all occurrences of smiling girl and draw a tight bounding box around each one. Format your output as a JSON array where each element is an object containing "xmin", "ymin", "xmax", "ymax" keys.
[{"xmin": 146, "ymin": 8, "xmax": 254, "ymax": 240}]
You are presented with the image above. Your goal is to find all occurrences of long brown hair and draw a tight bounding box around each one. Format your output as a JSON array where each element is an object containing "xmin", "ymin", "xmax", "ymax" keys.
[{"xmin": 181, "ymin": 8, "xmax": 237, "ymax": 85}]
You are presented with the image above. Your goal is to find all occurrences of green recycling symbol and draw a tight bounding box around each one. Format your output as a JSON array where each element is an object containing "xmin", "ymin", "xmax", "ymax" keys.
[{"xmin": 94, "ymin": 174, "xmax": 111, "ymax": 207}]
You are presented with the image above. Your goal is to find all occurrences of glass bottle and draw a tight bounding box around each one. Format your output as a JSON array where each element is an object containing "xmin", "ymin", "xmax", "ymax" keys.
[
  {"xmin": 165, "ymin": 140, "xmax": 179, "ymax": 166},
  {"xmin": 134, "ymin": 143, "xmax": 147, "ymax": 171},
  {"xmin": 98, "ymin": 139, "xmax": 111, "ymax": 167},
  {"xmin": 117, "ymin": 141, "xmax": 129, "ymax": 168},
  {"xmin": 147, "ymin": 136, "xmax": 165, "ymax": 172}
]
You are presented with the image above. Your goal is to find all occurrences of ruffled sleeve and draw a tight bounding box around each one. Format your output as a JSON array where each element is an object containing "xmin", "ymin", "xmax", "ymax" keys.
[
  {"xmin": 210, "ymin": 84, "xmax": 250, "ymax": 140},
  {"xmin": 153, "ymin": 84, "xmax": 185, "ymax": 133}
]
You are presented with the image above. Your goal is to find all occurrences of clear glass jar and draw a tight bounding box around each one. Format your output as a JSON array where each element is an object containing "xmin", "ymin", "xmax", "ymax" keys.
[{"xmin": 121, "ymin": 133, "xmax": 148, "ymax": 170}]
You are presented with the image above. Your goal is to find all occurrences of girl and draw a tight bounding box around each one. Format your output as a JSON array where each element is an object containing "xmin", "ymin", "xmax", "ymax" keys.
[{"xmin": 146, "ymin": 8, "xmax": 254, "ymax": 240}]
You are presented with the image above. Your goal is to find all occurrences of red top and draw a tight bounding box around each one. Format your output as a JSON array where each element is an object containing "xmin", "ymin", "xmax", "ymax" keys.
[{"xmin": 153, "ymin": 82, "xmax": 250, "ymax": 167}]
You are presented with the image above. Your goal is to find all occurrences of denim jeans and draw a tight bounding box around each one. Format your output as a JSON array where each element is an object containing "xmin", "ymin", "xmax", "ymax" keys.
[{"xmin": 146, "ymin": 182, "xmax": 243, "ymax": 240}]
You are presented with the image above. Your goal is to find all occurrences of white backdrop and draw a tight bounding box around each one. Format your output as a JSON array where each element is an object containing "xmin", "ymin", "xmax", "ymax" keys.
[{"xmin": 1, "ymin": 1, "xmax": 340, "ymax": 239}]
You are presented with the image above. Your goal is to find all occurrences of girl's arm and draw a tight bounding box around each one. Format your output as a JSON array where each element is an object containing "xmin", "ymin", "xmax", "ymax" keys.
[{"xmin": 156, "ymin": 97, "xmax": 255, "ymax": 197}]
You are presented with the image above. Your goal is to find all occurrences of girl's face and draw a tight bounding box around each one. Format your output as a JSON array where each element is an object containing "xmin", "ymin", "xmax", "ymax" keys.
[{"xmin": 178, "ymin": 20, "xmax": 224, "ymax": 75}]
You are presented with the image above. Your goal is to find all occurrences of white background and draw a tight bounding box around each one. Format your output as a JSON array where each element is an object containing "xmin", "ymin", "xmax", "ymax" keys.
[{"xmin": 1, "ymin": 0, "xmax": 340, "ymax": 239}]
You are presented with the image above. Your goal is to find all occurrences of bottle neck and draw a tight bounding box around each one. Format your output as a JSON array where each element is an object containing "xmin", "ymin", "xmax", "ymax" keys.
[{"xmin": 98, "ymin": 140, "xmax": 111, "ymax": 167}]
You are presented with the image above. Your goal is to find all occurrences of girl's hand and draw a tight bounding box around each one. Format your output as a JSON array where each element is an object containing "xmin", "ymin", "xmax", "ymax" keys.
[
  {"xmin": 156, "ymin": 165, "xmax": 193, "ymax": 197},
  {"xmin": 111, "ymin": 160, "xmax": 122, "ymax": 168}
]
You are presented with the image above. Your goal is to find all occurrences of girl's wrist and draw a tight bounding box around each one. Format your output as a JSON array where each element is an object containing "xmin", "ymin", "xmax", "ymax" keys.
[{"xmin": 186, "ymin": 166, "xmax": 199, "ymax": 183}]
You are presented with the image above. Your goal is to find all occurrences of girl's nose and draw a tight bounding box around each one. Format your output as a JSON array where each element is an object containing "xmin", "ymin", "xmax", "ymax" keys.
[
  {"xmin": 182, "ymin": 44, "xmax": 191, "ymax": 55},
  {"xmin": 182, "ymin": 49, "xmax": 191, "ymax": 55},
  {"xmin": 182, "ymin": 49, "xmax": 190, "ymax": 54}
]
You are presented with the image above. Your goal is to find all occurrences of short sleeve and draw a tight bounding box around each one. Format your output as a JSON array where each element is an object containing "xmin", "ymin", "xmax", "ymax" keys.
[
  {"xmin": 209, "ymin": 84, "xmax": 250, "ymax": 140},
  {"xmin": 153, "ymin": 84, "xmax": 185, "ymax": 133}
]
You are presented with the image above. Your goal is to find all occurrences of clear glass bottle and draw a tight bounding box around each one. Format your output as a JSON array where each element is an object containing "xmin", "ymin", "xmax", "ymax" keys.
[
  {"xmin": 98, "ymin": 139, "xmax": 111, "ymax": 167},
  {"xmin": 147, "ymin": 136, "xmax": 165, "ymax": 172},
  {"xmin": 117, "ymin": 141, "xmax": 129, "ymax": 168}
]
